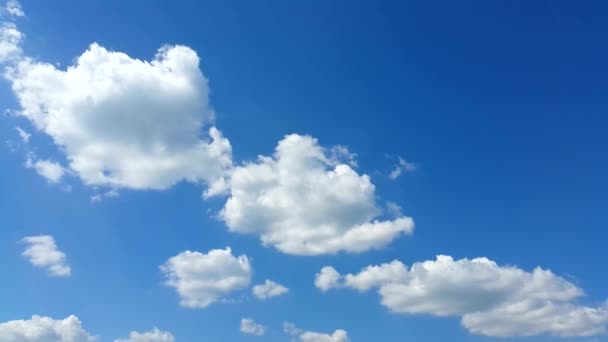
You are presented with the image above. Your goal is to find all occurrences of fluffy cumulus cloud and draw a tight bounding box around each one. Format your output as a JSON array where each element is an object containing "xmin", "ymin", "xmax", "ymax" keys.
[
  {"xmin": 320, "ymin": 255, "xmax": 608, "ymax": 337},
  {"xmin": 6, "ymin": 43, "xmax": 232, "ymax": 194},
  {"xmin": 161, "ymin": 247, "xmax": 252, "ymax": 308},
  {"xmin": 20, "ymin": 235, "xmax": 71, "ymax": 277},
  {"xmin": 284, "ymin": 323, "xmax": 348, "ymax": 342},
  {"xmin": 0, "ymin": 315, "xmax": 96, "ymax": 342},
  {"xmin": 240, "ymin": 318, "xmax": 265, "ymax": 336},
  {"xmin": 220, "ymin": 134, "xmax": 414, "ymax": 255},
  {"xmin": 252, "ymin": 279, "xmax": 288, "ymax": 300},
  {"xmin": 114, "ymin": 328, "xmax": 174, "ymax": 342},
  {"xmin": 315, "ymin": 266, "xmax": 342, "ymax": 292}
]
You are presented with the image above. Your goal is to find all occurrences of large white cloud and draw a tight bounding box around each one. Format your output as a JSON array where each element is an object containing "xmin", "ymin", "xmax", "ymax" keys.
[
  {"xmin": 252, "ymin": 279, "xmax": 288, "ymax": 300},
  {"xmin": 318, "ymin": 255, "xmax": 608, "ymax": 337},
  {"xmin": 0, "ymin": 315, "xmax": 96, "ymax": 342},
  {"xmin": 284, "ymin": 323, "xmax": 348, "ymax": 342},
  {"xmin": 114, "ymin": 328, "xmax": 174, "ymax": 342},
  {"xmin": 220, "ymin": 134, "xmax": 414, "ymax": 255},
  {"xmin": 160, "ymin": 247, "xmax": 252, "ymax": 308},
  {"xmin": 6, "ymin": 43, "xmax": 232, "ymax": 194},
  {"xmin": 20, "ymin": 235, "xmax": 71, "ymax": 277},
  {"xmin": 240, "ymin": 318, "xmax": 265, "ymax": 336}
]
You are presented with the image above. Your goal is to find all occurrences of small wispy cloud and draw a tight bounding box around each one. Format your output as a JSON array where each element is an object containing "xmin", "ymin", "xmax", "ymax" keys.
[
  {"xmin": 90, "ymin": 188, "xmax": 120, "ymax": 203},
  {"xmin": 15, "ymin": 126, "xmax": 30, "ymax": 143},
  {"xmin": 25, "ymin": 154, "xmax": 66, "ymax": 184},
  {"xmin": 388, "ymin": 157, "xmax": 415, "ymax": 180},
  {"xmin": 20, "ymin": 235, "xmax": 72, "ymax": 277}
]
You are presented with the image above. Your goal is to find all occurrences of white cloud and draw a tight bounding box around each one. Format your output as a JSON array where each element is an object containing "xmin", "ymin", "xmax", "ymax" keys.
[
  {"xmin": 322, "ymin": 255, "xmax": 608, "ymax": 337},
  {"xmin": 299, "ymin": 330, "xmax": 349, "ymax": 342},
  {"xmin": 220, "ymin": 134, "xmax": 414, "ymax": 255},
  {"xmin": 314, "ymin": 266, "xmax": 342, "ymax": 292},
  {"xmin": 115, "ymin": 328, "xmax": 174, "ymax": 342},
  {"xmin": 0, "ymin": 315, "xmax": 96, "ymax": 342},
  {"xmin": 25, "ymin": 156, "xmax": 65, "ymax": 184},
  {"xmin": 0, "ymin": 22, "xmax": 23, "ymax": 62},
  {"xmin": 252, "ymin": 279, "xmax": 288, "ymax": 300},
  {"xmin": 5, "ymin": 0, "xmax": 24, "ymax": 17},
  {"xmin": 161, "ymin": 247, "xmax": 251, "ymax": 308},
  {"xmin": 90, "ymin": 188, "xmax": 119, "ymax": 203},
  {"xmin": 6, "ymin": 43, "xmax": 232, "ymax": 194},
  {"xmin": 20, "ymin": 235, "xmax": 71, "ymax": 277},
  {"xmin": 385, "ymin": 202, "xmax": 403, "ymax": 217},
  {"xmin": 388, "ymin": 157, "xmax": 415, "ymax": 180},
  {"xmin": 15, "ymin": 126, "xmax": 29, "ymax": 143},
  {"xmin": 240, "ymin": 318, "xmax": 265, "ymax": 336},
  {"xmin": 284, "ymin": 323, "xmax": 348, "ymax": 342}
]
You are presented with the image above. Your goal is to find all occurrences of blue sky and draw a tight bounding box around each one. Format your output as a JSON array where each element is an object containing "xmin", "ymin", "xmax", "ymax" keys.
[{"xmin": 1, "ymin": 0, "xmax": 607, "ymax": 341}]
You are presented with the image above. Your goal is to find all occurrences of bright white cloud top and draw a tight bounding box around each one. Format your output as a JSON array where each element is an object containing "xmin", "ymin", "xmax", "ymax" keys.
[
  {"xmin": 114, "ymin": 328, "xmax": 174, "ymax": 342},
  {"xmin": 220, "ymin": 134, "xmax": 414, "ymax": 255},
  {"xmin": 0, "ymin": 315, "xmax": 96, "ymax": 342},
  {"xmin": 240, "ymin": 318, "xmax": 265, "ymax": 336},
  {"xmin": 6, "ymin": 43, "xmax": 232, "ymax": 194},
  {"xmin": 161, "ymin": 247, "xmax": 252, "ymax": 308},
  {"xmin": 20, "ymin": 235, "xmax": 71, "ymax": 277},
  {"xmin": 317, "ymin": 255, "xmax": 608, "ymax": 337},
  {"xmin": 252, "ymin": 279, "xmax": 288, "ymax": 300},
  {"xmin": 284, "ymin": 322, "xmax": 349, "ymax": 342}
]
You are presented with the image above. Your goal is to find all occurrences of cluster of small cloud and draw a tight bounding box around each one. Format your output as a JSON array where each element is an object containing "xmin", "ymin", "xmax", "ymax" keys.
[
  {"xmin": 0, "ymin": 0, "xmax": 22, "ymax": 63},
  {"xmin": 240, "ymin": 318, "xmax": 265, "ymax": 336},
  {"xmin": 284, "ymin": 322, "xmax": 349, "ymax": 342},
  {"xmin": 316, "ymin": 255, "xmax": 608, "ymax": 337},
  {"xmin": 0, "ymin": 22, "xmax": 22, "ymax": 62},
  {"xmin": 20, "ymin": 235, "xmax": 71, "ymax": 277}
]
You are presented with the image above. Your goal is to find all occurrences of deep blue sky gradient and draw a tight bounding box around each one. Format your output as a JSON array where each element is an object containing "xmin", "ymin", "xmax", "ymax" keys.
[{"xmin": 1, "ymin": 1, "xmax": 607, "ymax": 341}]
